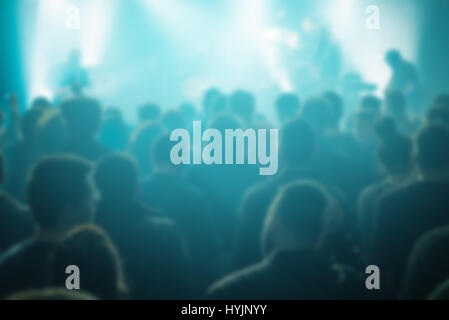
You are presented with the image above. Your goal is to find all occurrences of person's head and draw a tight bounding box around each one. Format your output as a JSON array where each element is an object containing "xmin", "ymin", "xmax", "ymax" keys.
[
  {"xmin": 229, "ymin": 90, "xmax": 256, "ymax": 125},
  {"xmin": 21, "ymin": 107, "xmax": 46, "ymax": 142},
  {"xmin": 28, "ymin": 155, "xmax": 94, "ymax": 235},
  {"xmin": 262, "ymin": 181, "xmax": 328, "ymax": 256},
  {"xmin": 359, "ymin": 94, "xmax": 382, "ymax": 115},
  {"xmin": 280, "ymin": 117, "xmax": 315, "ymax": 167},
  {"xmin": 385, "ymin": 49, "xmax": 402, "ymax": 69},
  {"xmin": 374, "ymin": 117, "xmax": 413, "ymax": 179},
  {"xmin": 427, "ymin": 105, "xmax": 449, "ymax": 128},
  {"xmin": 138, "ymin": 103, "xmax": 161, "ymax": 123},
  {"xmin": 37, "ymin": 110, "xmax": 67, "ymax": 155},
  {"xmin": 415, "ymin": 124, "xmax": 449, "ymax": 179},
  {"xmin": 129, "ymin": 121, "xmax": 165, "ymax": 176},
  {"xmin": 31, "ymin": 97, "xmax": 52, "ymax": 111},
  {"xmin": 211, "ymin": 94, "xmax": 229, "ymax": 115},
  {"xmin": 152, "ymin": 133, "xmax": 182, "ymax": 174},
  {"xmin": 275, "ymin": 93, "xmax": 300, "ymax": 125},
  {"xmin": 179, "ymin": 102, "xmax": 198, "ymax": 124},
  {"xmin": 384, "ymin": 90, "xmax": 406, "ymax": 118},
  {"xmin": 98, "ymin": 108, "xmax": 129, "ymax": 152},
  {"xmin": 300, "ymin": 97, "xmax": 331, "ymax": 135},
  {"xmin": 60, "ymin": 97, "xmax": 102, "ymax": 142},
  {"xmin": 52, "ymin": 225, "xmax": 127, "ymax": 299},
  {"xmin": 322, "ymin": 91, "xmax": 343, "ymax": 131},
  {"xmin": 161, "ymin": 110, "xmax": 186, "ymax": 131},
  {"xmin": 354, "ymin": 109, "xmax": 379, "ymax": 144},
  {"xmin": 433, "ymin": 94, "xmax": 449, "ymax": 110},
  {"xmin": 203, "ymin": 87, "xmax": 222, "ymax": 117},
  {"xmin": 94, "ymin": 153, "xmax": 139, "ymax": 201}
]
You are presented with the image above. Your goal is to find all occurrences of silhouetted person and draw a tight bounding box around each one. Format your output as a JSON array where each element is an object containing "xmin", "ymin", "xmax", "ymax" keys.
[
  {"xmin": 187, "ymin": 113, "xmax": 260, "ymax": 263},
  {"xmin": 94, "ymin": 153, "xmax": 192, "ymax": 299},
  {"xmin": 358, "ymin": 117, "xmax": 413, "ymax": 261},
  {"xmin": 401, "ymin": 225, "xmax": 449, "ymax": 300},
  {"xmin": 36, "ymin": 110, "xmax": 67, "ymax": 156},
  {"xmin": 98, "ymin": 108, "xmax": 130, "ymax": 152},
  {"xmin": 161, "ymin": 110, "xmax": 186, "ymax": 132},
  {"xmin": 208, "ymin": 181, "xmax": 364, "ymax": 299},
  {"xmin": 141, "ymin": 134, "xmax": 218, "ymax": 294},
  {"xmin": 202, "ymin": 88, "xmax": 222, "ymax": 122},
  {"xmin": 235, "ymin": 118, "xmax": 318, "ymax": 269},
  {"xmin": 0, "ymin": 155, "xmax": 94, "ymax": 298},
  {"xmin": 229, "ymin": 90, "xmax": 256, "ymax": 127},
  {"xmin": 0, "ymin": 151, "xmax": 35, "ymax": 252},
  {"xmin": 137, "ymin": 103, "xmax": 161, "ymax": 124},
  {"xmin": 375, "ymin": 124, "xmax": 449, "ymax": 297},
  {"xmin": 275, "ymin": 93, "xmax": 300, "ymax": 125},
  {"xmin": 58, "ymin": 49, "xmax": 89, "ymax": 96},
  {"xmin": 383, "ymin": 90, "xmax": 419, "ymax": 136},
  {"xmin": 52, "ymin": 225, "xmax": 128, "ymax": 299},
  {"xmin": 60, "ymin": 97, "xmax": 109, "ymax": 162},
  {"xmin": 129, "ymin": 121, "xmax": 165, "ymax": 178},
  {"xmin": 4, "ymin": 106, "xmax": 46, "ymax": 201},
  {"xmin": 385, "ymin": 49, "xmax": 418, "ymax": 96}
]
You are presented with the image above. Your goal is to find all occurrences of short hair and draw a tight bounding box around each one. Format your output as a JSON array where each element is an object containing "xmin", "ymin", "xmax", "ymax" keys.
[
  {"xmin": 375, "ymin": 117, "xmax": 412, "ymax": 175},
  {"xmin": 52, "ymin": 225, "xmax": 127, "ymax": 299},
  {"xmin": 28, "ymin": 155, "xmax": 92, "ymax": 229},
  {"xmin": 360, "ymin": 95, "xmax": 382, "ymax": 114},
  {"xmin": 94, "ymin": 153, "xmax": 138, "ymax": 199},
  {"xmin": 161, "ymin": 110, "xmax": 186, "ymax": 131},
  {"xmin": 300, "ymin": 97, "xmax": 331, "ymax": 134},
  {"xmin": 275, "ymin": 93, "xmax": 300, "ymax": 121},
  {"xmin": 31, "ymin": 97, "xmax": 52, "ymax": 110},
  {"xmin": 152, "ymin": 133, "xmax": 177, "ymax": 169},
  {"xmin": 262, "ymin": 181, "xmax": 328, "ymax": 253},
  {"xmin": 385, "ymin": 49, "xmax": 402, "ymax": 66},
  {"xmin": 416, "ymin": 124, "xmax": 449, "ymax": 173},
  {"xmin": 138, "ymin": 103, "xmax": 161, "ymax": 123},
  {"xmin": 433, "ymin": 94, "xmax": 449, "ymax": 109},
  {"xmin": 21, "ymin": 107, "xmax": 46, "ymax": 140},
  {"xmin": 323, "ymin": 91, "xmax": 343, "ymax": 127},
  {"xmin": 60, "ymin": 97, "xmax": 102, "ymax": 140},
  {"xmin": 203, "ymin": 88, "xmax": 222, "ymax": 115},
  {"xmin": 280, "ymin": 117, "xmax": 315, "ymax": 165},
  {"xmin": 229, "ymin": 90, "xmax": 255, "ymax": 122}
]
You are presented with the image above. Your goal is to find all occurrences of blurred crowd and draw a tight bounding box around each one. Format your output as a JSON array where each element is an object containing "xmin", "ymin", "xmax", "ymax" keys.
[{"xmin": 1, "ymin": 48, "xmax": 449, "ymax": 300}]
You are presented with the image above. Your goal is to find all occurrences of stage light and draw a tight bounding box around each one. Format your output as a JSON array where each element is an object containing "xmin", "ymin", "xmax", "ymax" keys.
[
  {"xmin": 323, "ymin": 0, "xmax": 419, "ymax": 95},
  {"xmin": 20, "ymin": 0, "xmax": 117, "ymax": 105}
]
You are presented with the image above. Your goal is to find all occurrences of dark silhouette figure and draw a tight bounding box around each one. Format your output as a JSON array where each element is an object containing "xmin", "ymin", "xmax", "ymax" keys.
[
  {"xmin": 401, "ymin": 225, "xmax": 449, "ymax": 299},
  {"xmin": 235, "ymin": 118, "xmax": 318, "ymax": 269},
  {"xmin": 0, "ymin": 155, "xmax": 94, "ymax": 298},
  {"xmin": 94, "ymin": 153, "xmax": 193, "ymax": 299},
  {"xmin": 275, "ymin": 93, "xmax": 300, "ymax": 125},
  {"xmin": 51, "ymin": 225, "xmax": 127, "ymax": 299},
  {"xmin": 60, "ymin": 97, "xmax": 109, "ymax": 162},
  {"xmin": 375, "ymin": 124, "xmax": 449, "ymax": 297},
  {"xmin": 358, "ymin": 117, "xmax": 413, "ymax": 261},
  {"xmin": 0, "ymin": 151, "xmax": 35, "ymax": 252},
  {"xmin": 208, "ymin": 181, "xmax": 364, "ymax": 300}
]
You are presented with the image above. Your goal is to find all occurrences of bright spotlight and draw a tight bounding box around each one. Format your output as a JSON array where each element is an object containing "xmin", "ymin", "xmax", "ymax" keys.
[{"xmin": 20, "ymin": 0, "xmax": 117, "ymax": 104}]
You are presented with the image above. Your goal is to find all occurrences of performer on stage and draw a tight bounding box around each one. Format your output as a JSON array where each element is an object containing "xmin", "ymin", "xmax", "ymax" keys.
[{"xmin": 57, "ymin": 49, "xmax": 90, "ymax": 97}]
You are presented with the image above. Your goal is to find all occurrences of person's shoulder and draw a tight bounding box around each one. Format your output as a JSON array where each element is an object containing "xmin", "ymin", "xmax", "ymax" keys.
[
  {"xmin": 206, "ymin": 260, "xmax": 270, "ymax": 300},
  {"xmin": 0, "ymin": 238, "xmax": 35, "ymax": 269}
]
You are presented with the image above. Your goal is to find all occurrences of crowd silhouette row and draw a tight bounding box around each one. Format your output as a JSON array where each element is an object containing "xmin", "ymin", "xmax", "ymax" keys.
[{"xmin": 1, "ymin": 49, "xmax": 449, "ymax": 300}]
